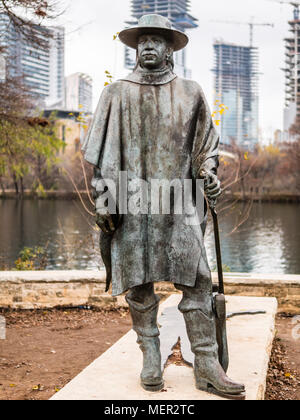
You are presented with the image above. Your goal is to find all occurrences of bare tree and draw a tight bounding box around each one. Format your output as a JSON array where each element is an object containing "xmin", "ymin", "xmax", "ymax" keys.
[
  {"xmin": 0, "ymin": 0, "xmax": 63, "ymax": 50},
  {"xmin": 286, "ymin": 119, "xmax": 300, "ymax": 192},
  {"xmin": 0, "ymin": 1, "xmax": 63, "ymax": 119},
  {"xmin": 0, "ymin": 76, "xmax": 35, "ymax": 122},
  {"xmin": 0, "ymin": 1, "xmax": 65, "ymax": 196}
]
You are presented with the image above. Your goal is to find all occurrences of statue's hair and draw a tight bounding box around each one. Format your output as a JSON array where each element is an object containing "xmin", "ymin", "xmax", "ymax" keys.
[{"xmin": 166, "ymin": 52, "xmax": 175, "ymax": 70}]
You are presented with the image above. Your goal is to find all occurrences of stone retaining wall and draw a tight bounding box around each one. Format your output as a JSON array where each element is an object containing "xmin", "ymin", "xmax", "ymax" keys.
[
  {"xmin": 0, "ymin": 271, "xmax": 299, "ymax": 313},
  {"xmin": 0, "ymin": 271, "xmax": 112, "ymax": 310}
]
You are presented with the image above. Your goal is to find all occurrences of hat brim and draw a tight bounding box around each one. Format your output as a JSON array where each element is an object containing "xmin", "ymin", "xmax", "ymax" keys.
[{"xmin": 119, "ymin": 27, "xmax": 189, "ymax": 52}]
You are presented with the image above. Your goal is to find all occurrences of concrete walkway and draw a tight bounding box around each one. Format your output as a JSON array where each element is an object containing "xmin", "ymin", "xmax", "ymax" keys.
[{"xmin": 51, "ymin": 294, "xmax": 277, "ymax": 401}]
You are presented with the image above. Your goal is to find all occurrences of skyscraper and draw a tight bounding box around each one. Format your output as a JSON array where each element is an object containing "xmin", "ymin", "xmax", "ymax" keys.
[
  {"xmin": 283, "ymin": 8, "xmax": 300, "ymax": 141},
  {"xmin": 65, "ymin": 73, "xmax": 93, "ymax": 114},
  {"xmin": 212, "ymin": 40, "xmax": 259, "ymax": 148},
  {"xmin": 124, "ymin": 0, "xmax": 198, "ymax": 78},
  {"xmin": 0, "ymin": 13, "xmax": 65, "ymax": 108}
]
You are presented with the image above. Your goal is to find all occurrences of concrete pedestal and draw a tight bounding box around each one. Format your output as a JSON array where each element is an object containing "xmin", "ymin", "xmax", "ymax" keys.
[{"xmin": 51, "ymin": 295, "xmax": 277, "ymax": 401}]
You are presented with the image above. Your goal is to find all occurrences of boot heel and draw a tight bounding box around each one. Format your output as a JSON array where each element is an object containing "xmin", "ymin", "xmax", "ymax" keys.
[
  {"xmin": 196, "ymin": 377, "xmax": 246, "ymax": 400},
  {"xmin": 195, "ymin": 377, "xmax": 209, "ymax": 391},
  {"xmin": 141, "ymin": 381, "xmax": 164, "ymax": 392}
]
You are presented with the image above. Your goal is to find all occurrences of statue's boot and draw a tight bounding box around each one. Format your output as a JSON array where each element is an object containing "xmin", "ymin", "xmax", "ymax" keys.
[
  {"xmin": 126, "ymin": 294, "xmax": 164, "ymax": 392},
  {"xmin": 137, "ymin": 335, "xmax": 163, "ymax": 391},
  {"xmin": 182, "ymin": 309, "xmax": 246, "ymax": 400}
]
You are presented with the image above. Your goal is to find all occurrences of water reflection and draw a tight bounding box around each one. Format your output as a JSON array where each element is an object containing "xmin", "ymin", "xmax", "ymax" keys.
[
  {"xmin": 206, "ymin": 203, "xmax": 300, "ymax": 273},
  {"xmin": 0, "ymin": 199, "xmax": 101, "ymax": 270},
  {"xmin": 0, "ymin": 200, "xmax": 299, "ymax": 274}
]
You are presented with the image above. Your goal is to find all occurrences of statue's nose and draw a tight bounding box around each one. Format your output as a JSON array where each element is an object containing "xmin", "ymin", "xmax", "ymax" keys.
[{"xmin": 144, "ymin": 40, "xmax": 155, "ymax": 49}]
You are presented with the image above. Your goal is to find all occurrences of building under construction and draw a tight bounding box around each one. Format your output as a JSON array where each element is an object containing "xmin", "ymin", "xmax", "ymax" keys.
[
  {"xmin": 283, "ymin": 6, "xmax": 300, "ymax": 140},
  {"xmin": 124, "ymin": 0, "xmax": 198, "ymax": 78},
  {"xmin": 212, "ymin": 41, "xmax": 259, "ymax": 148}
]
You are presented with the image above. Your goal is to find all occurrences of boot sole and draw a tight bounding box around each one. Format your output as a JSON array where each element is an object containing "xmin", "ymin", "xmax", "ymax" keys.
[
  {"xmin": 196, "ymin": 378, "xmax": 246, "ymax": 400},
  {"xmin": 141, "ymin": 381, "xmax": 164, "ymax": 392}
]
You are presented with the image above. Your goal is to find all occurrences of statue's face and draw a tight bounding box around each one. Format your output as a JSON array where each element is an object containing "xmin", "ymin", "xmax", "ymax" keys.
[{"xmin": 137, "ymin": 34, "xmax": 170, "ymax": 70}]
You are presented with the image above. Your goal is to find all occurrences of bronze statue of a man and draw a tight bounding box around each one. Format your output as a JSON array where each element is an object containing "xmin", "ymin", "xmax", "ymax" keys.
[{"xmin": 83, "ymin": 14, "xmax": 245, "ymax": 398}]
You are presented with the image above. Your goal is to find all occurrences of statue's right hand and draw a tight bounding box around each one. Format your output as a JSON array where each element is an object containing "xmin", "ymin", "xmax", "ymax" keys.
[{"xmin": 95, "ymin": 211, "xmax": 116, "ymax": 235}]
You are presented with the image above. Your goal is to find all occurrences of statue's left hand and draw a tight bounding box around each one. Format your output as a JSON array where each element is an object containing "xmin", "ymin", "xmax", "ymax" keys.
[
  {"xmin": 95, "ymin": 211, "xmax": 116, "ymax": 235},
  {"xmin": 200, "ymin": 169, "xmax": 222, "ymax": 207}
]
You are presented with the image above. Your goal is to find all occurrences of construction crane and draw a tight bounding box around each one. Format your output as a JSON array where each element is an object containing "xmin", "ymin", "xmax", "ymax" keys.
[
  {"xmin": 212, "ymin": 19, "xmax": 274, "ymax": 47},
  {"xmin": 267, "ymin": 0, "xmax": 300, "ymax": 20}
]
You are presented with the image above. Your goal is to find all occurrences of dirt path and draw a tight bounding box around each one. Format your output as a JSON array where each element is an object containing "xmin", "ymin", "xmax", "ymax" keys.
[
  {"xmin": 0, "ymin": 309, "xmax": 299, "ymax": 400},
  {"xmin": 266, "ymin": 314, "xmax": 300, "ymax": 400},
  {"xmin": 0, "ymin": 308, "xmax": 132, "ymax": 400}
]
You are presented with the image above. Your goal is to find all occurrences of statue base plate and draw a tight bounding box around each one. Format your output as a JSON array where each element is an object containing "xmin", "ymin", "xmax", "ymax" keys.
[{"xmin": 51, "ymin": 295, "xmax": 277, "ymax": 401}]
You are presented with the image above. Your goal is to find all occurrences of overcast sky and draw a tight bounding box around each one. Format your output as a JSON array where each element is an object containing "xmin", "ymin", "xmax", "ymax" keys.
[{"xmin": 58, "ymin": 0, "xmax": 294, "ymax": 143}]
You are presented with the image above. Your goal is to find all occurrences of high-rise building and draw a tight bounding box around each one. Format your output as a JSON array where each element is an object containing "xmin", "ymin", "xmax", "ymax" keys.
[
  {"xmin": 0, "ymin": 13, "xmax": 65, "ymax": 108},
  {"xmin": 65, "ymin": 73, "xmax": 93, "ymax": 114},
  {"xmin": 124, "ymin": 0, "xmax": 198, "ymax": 78},
  {"xmin": 212, "ymin": 40, "xmax": 259, "ymax": 148},
  {"xmin": 283, "ymin": 8, "xmax": 300, "ymax": 141}
]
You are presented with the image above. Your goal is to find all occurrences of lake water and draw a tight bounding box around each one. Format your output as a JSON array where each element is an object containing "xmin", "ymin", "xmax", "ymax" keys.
[{"xmin": 0, "ymin": 199, "xmax": 299, "ymax": 274}]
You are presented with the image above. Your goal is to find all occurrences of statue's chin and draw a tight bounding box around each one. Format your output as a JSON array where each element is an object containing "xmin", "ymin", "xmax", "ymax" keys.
[{"xmin": 141, "ymin": 62, "xmax": 158, "ymax": 70}]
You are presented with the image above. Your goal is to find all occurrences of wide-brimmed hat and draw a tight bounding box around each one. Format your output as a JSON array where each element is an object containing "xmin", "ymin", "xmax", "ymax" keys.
[{"xmin": 119, "ymin": 14, "xmax": 189, "ymax": 52}]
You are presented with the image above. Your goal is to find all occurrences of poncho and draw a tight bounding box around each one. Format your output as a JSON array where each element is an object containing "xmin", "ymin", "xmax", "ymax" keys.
[{"xmin": 83, "ymin": 67, "xmax": 219, "ymax": 296}]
